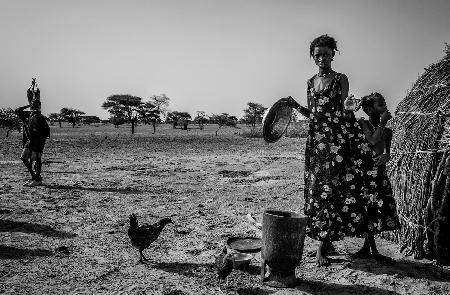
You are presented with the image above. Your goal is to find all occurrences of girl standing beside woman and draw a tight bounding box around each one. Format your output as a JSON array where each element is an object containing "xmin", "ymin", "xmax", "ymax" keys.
[
  {"xmin": 352, "ymin": 92, "xmax": 401, "ymax": 263},
  {"xmin": 283, "ymin": 34, "xmax": 378, "ymax": 266}
]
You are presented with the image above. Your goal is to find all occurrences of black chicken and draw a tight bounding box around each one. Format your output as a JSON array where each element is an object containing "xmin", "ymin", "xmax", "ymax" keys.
[
  {"xmin": 215, "ymin": 246, "xmax": 234, "ymax": 292},
  {"xmin": 128, "ymin": 213, "xmax": 173, "ymax": 262}
]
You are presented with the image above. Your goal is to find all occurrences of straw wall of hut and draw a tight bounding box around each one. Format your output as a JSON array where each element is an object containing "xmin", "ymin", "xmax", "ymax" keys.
[{"xmin": 385, "ymin": 44, "xmax": 450, "ymax": 264}]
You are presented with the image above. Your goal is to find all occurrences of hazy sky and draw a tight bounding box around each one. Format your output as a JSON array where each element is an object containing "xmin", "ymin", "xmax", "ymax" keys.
[{"xmin": 1, "ymin": 0, "xmax": 449, "ymax": 119}]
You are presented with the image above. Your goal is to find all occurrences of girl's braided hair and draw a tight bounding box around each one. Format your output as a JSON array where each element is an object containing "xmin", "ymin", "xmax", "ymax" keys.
[
  {"xmin": 310, "ymin": 34, "xmax": 338, "ymax": 57},
  {"xmin": 360, "ymin": 92, "xmax": 384, "ymax": 114}
]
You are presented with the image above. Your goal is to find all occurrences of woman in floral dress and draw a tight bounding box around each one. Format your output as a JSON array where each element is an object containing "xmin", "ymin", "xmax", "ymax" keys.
[{"xmin": 284, "ymin": 35, "xmax": 378, "ymax": 266}]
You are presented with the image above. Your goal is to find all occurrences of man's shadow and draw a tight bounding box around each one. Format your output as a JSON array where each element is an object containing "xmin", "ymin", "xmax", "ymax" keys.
[
  {"xmin": 0, "ymin": 219, "xmax": 76, "ymax": 238},
  {"xmin": 0, "ymin": 219, "xmax": 75, "ymax": 259},
  {"xmin": 0, "ymin": 245, "xmax": 53, "ymax": 259},
  {"xmin": 44, "ymin": 183, "xmax": 142, "ymax": 194},
  {"xmin": 350, "ymin": 258, "xmax": 450, "ymax": 282}
]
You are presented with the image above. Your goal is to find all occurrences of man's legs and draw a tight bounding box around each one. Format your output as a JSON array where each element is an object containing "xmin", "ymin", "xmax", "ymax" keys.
[
  {"xmin": 20, "ymin": 148, "xmax": 36, "ymax": 183},
  {"xmin": 29, "ymin": 152, "xmax": 43, "ymax": 186}
]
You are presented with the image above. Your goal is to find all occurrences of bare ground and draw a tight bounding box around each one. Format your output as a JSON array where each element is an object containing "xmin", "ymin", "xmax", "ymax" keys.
[{"xmin": 1, "ymin": 124, "xmax": 449, "ymax": 295}]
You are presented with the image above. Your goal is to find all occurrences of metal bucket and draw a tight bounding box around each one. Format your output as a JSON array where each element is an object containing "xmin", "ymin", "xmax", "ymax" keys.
[{"xmin": 261, "ymin": 209, "xmax": 307, "ymax": 287}]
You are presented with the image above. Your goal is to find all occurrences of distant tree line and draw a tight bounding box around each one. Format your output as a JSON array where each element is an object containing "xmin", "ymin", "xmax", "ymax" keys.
[
  {"xmin": 100, "ymin": 93, "xmax": 268, "ymax": 135},
  {"xmin": 0, "ymin": 95, "xmax": 269, "ymax": 137}
]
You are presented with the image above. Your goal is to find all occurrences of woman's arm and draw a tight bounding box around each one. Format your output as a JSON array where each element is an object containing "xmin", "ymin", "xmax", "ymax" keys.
[
  {"xmin": 340, "ymin": 74, "xmax": 349, "ymax": 102},
  {"xmin": 280, "ymin": 96, "xmax": 311, "ymax": 117},
  {"xmin": 339, "ymin": 74, "xmax": 355, "ymax": 119}
]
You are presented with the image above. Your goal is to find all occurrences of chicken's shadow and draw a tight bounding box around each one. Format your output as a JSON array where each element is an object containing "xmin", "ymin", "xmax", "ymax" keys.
[
  {"xmin": 349, "ymin": 258, "xmax": 450, "ymax": 282},
  {"xmin": 0, "ymin": 219, "xmax": 76, "ymax": 238},
  {"xmin": 44, "ymin": 183, "xmax": 142, "ymax": 194},
  {"xmin": 151, "ymin": 262, "xmax": 213, "ymax": 278},
  {"xmin": 0, "ymin": 245, "xmax": 53, "ymax": 259}
]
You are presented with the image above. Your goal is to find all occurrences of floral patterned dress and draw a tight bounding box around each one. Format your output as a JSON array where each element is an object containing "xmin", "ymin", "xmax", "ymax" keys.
[
  {"xmin": 303, "ymin": 73, "xmax": 382, "ymax": 241},
  {"xmin": 359, "ymin": 123, "xmax": 401, "ymax": 234}
]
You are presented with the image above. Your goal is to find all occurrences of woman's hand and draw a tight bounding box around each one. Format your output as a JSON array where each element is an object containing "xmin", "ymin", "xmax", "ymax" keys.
[
  {"xmin": 344, "ymin": 95, "xmax": 361, "ymax": 111},
  {"xmin": 374, "ymin": 153, "xmax": 390, "ymax": 166},
  {"xmin": 280, "ymin": 96, "xmax": 300, "ymax": 109}
]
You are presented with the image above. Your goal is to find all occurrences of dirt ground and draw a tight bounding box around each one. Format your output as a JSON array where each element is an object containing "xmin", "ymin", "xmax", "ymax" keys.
[{"xmin": 1, "ymin": 124, "xmax": 449, "ymax": 295}]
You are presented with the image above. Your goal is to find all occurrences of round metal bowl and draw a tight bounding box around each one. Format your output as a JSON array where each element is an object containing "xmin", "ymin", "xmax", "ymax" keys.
[
  {"xmin": 263, "ymin": 99, "xmax": 293, "ymax": 143},
  {"xmin": 226, "ymin": 236, "xmax": 262, "ymax": 253},
  {"xmin": 231, "ymin": 252, "xmax": 253, "ymax": 268}
]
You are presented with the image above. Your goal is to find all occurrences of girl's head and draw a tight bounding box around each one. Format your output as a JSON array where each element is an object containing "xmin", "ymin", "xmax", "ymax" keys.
[
  {"xmin": 360, "ymin": 92, "xmax": 387, "ymax": 115},
  {"xmin": 310, "ymin": 35, "xmax": 338, "ymax": 70}
]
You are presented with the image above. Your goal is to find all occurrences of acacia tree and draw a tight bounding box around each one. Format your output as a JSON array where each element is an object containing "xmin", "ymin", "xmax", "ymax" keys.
[
  {"xmin": 60, "ymin": 108, "xmax": 85, "ymax": 128},
  {"xmin": 102, "ymin": 95, "xmax": 142, "ymax": 134},
  {"xmin": 243, "ymin": 102, "xmax": 267, "ymax": 127},
  {"xmin": 138, "ymin": 102, "xmax": 160, "ymax": 134},
  {"xmin": 166, "ymin": 111, "xmax": 191, "ymax": 129},
  {"xmin": 48, "ymin": 113, "xmax": 63, "ymax": 127},
  {"xmin": 81, "ymin": 116, "xmax": 101, "ymax": 125},
  {"xmin": 210, "ymin": 113, "xmax": 238, "ymax": 136},
  {"xmin": 177, "ymin": 112, "xmax": 191, "ymax": 130},
  {"xmin": 110, "ymin": 115, "xmax": 126, "ymax": 128},
  {"xmin": 193, "ymin": 111, "xmax": 208, "ymax": 130},
  {"xmin": 0, "ymin": 108, "xmax": 21, "ymax": 137},
  {"xmin": 165, "ymin": 111, "xmax": 178, "ymax": 128},
  {"xmin": 149, "ymin": 94, "xmax": 170, "ymax": 119},
  {"xmin": 107, "ymin": 106, "xmax": 127, "ymax": 128}
]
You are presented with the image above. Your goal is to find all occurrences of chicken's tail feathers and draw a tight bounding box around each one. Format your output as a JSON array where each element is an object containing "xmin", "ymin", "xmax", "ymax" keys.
[{"xmin": 129, "ymin": 213, "xmax": 138, "ymax": 227}]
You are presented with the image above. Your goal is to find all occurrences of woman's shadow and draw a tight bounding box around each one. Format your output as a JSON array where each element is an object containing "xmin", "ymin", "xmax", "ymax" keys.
[
  {"xmin": 293, "ymin": 279, "xmax": 401, "ymax": 295},
  {"xmin": 349, "ymin": 257, "xmax": 450, "ymax": 282},
  {"xmin": 152, "ymin": 262, "xmax": 401, "ymax": 295}
]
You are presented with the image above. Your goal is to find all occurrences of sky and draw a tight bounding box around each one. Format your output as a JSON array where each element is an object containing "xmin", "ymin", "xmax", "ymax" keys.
[{"xmin": 1, "ymin": 0, "xmax": 449, "ymax": 119}]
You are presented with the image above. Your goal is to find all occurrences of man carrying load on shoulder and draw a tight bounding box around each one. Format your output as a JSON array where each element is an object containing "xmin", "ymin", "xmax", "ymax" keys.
[{"xmin": 15, "ymin": 98, "xmax": 50, "ymax": 187}]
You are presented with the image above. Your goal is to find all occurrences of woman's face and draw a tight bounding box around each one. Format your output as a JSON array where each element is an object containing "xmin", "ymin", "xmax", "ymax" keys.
[{"xmin": 312, "ymin": 46, "xmax": 333, "ymax": 70}]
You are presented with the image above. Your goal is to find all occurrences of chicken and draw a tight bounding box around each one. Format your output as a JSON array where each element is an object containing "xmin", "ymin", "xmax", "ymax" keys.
[
  {"xmin": 215, "ymin": 246, "xmax": 234, "ymax": 292},
  {"xmin": 128, "ymin": 213, "xmax": 173, "ymax": 262}
]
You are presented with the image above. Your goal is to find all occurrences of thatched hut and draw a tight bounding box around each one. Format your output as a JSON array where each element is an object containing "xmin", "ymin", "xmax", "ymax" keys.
[{"xmin": 385, "ymin": 44, "xmax": 450, "ymax": 265}]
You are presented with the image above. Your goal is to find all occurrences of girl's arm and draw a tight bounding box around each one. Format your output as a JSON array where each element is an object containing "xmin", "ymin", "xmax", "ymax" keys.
[
  {"xmin": 359, "ymin": 118, "xmax": 386, "ymax": 145},
  {"xmin": 385, "ymin": 128, "xmax": 393, "ymax": 155}
]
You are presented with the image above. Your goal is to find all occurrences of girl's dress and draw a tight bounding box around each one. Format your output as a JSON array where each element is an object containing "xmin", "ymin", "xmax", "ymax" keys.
[
  {"xmin": 304, "ymin": 73, "xmax": 382, "ymax": 241},
  {"xmin": 359, "ymin": 122, "xmax": 401, "ymax": 233}
]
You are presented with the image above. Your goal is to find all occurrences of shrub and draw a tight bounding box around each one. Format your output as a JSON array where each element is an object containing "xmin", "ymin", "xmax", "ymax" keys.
[
  {"xmin": 239, "ymin": 120, "xmax": 309, "ymax": 139},
  {"xmin": 240, "ymin": 126, "xmax": 263, "ymax": 138},
  {"xmin": 285, "ymin": 121, "xmax": 309, "ymax": 138}
]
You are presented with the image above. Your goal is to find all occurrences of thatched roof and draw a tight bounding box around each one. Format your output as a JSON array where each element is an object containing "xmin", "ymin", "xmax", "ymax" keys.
[{"xmin": 384, "ymin": 44, "xmax": 450, "ymax": 257}]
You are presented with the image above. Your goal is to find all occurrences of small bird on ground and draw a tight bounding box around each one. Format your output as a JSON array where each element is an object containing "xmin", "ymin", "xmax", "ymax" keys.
[
  {"xmin": 215, "ymin": 246, "xmax": 234, "ymax": 292},
  {"xmin": 128, "ymin": 213, "xmax": 173, "ymax": 263}
]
